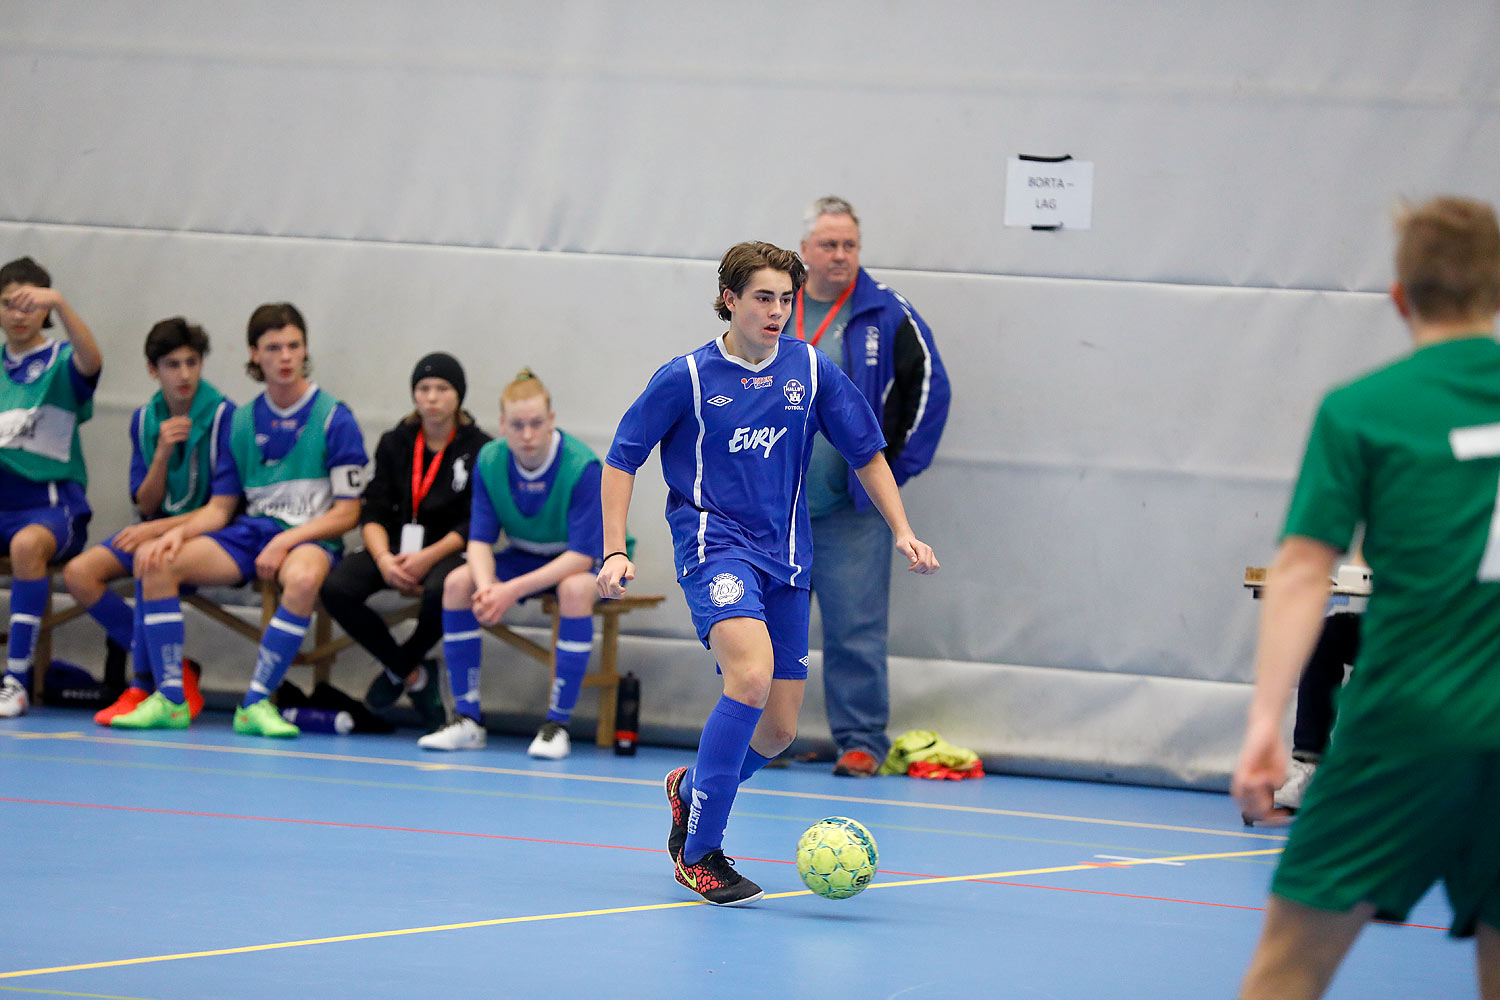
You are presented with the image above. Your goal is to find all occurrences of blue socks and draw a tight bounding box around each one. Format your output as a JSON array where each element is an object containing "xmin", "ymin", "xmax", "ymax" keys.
[
  {"xmin": 676, "ymin": 745, "xmax": 777, "ymax": 822},
  {"xmin": 547, "ymin": 615, "xmax": 593, "ymax": 723},
  {"xmin": 242, "ymin": 606, "xmax": 309, "ymax": 708},
  {"xmin": 130, "ymin": 581, "xmax": 155, "ymax": 693},
  {"xmin": 740, "ymin": 746, "xmax": 774, "ymax": 783},
  {"xmin": 5, "ymin": 577, "xmax": 48, "ymax": 685},
  {"xmin": 443, "ymin": 608, "xmax": 482, "ymax": 721},
  {"xmin": 682, "ymin": 694, "xmax": 763, "ymax": 865},
  {"xmin": 141, "ymin": 596, "xmax": 186, "ymax": 703},
  {"xmin": 86, "ymin": 587, "xmax": 134, "ymax": 649}
]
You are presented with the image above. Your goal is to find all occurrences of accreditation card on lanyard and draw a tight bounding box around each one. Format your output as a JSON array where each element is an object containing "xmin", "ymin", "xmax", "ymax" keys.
[{"xmin": 401, "ymin": 428, "xmax": 455, "ymax": 553}]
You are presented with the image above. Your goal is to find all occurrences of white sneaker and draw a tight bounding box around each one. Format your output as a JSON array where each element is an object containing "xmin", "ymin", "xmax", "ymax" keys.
[
  {"xmin": 0, "ymin": 675, "xmax": 29, "ymax": 718},
  {"xmin": 417, "ymin": 716, "xmax": 486, "ymax": 751},
  {"xmin": 1273, "ymin": 757, "xmax": 1318, "ymax": 812},
  {"xmin": 528, "ymin": 721, "xmax": 571, "ymax": 759}
]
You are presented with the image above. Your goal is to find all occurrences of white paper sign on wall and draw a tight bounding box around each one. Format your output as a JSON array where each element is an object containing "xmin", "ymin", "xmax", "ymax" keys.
[{"xmin": 1004, "ymin": 156, "xmax": 1094, "ymax": 231}]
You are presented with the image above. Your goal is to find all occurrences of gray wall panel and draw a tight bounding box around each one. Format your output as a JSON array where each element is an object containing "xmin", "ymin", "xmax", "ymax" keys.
[{"xmin": 4, "ymin": 2, "xmax": 1498, "ymax": 783}]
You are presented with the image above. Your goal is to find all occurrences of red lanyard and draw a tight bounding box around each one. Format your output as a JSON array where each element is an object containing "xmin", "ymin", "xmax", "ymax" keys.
[
  {"xmin": 410, "ymin": 427, "xmax": 455, "ymax": 521},
  {"xmin": 794, "ymin": 282, "xmax": 856, "ymax": 347}
]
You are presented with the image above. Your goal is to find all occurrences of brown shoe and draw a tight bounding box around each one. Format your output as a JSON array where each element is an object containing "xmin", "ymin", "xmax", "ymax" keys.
[{"xmin": 833, "ymin": 749, "xmax": 880, "ymax": 777}]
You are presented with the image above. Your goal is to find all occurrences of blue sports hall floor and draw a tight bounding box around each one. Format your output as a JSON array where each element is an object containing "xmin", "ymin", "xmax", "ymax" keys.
[{"xmin": 0, "ymin": 709, "xmax": 1477, "ymax": 999}]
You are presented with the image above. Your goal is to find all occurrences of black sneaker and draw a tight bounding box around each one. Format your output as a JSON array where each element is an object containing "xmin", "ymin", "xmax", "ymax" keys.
[
  {"xmin": 665, "ymin": 766, "xmax": 690, "ymax": 859},
  {"xmin": 408, "ymin": 660, "xmax": 447, "ymax": 732},
  {"xmin": 365, "ymin": 668, "xmax": 405, "ymax": 712},
  {"xmin": 674, "ymin": 849, "xmax": 763, "ymax": 906}
]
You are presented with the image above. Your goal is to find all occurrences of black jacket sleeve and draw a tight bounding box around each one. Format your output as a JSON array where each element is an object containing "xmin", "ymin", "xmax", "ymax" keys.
[
  {"xmin": 360, "ymin": 428, "xmax": 405, "ymax": 533},
  {"xmin": 882, "ymin": 317, "xmax": 927, "ymax": 469}
]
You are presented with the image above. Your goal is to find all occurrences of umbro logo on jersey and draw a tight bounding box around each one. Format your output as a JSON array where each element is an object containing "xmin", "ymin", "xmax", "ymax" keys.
[
  {"xmin": 741, "ymin": 376, "xmax": 773, "ymax": 390},
  {"xmin": 729, "ymin": 426, "xmax": 787, "ymax": 458},
  {"xmin": 707, "ymin": 395, "xmax": 733, "ymax": 407}
]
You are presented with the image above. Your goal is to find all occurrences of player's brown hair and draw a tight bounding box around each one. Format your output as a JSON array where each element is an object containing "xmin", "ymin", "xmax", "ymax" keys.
[
  {"xmin": 244, "ymin": 302, "xmax": 310, "ymax": 383},
  {"xmin": 501, "ymin": 367, "xmax": 550, "ymax": 414},
  {"xmin": 714, "ymin": 241, "xmax": 807, "ymax": 322},
  {"xmin": 1395, "ymin": 196, "xmax": 1500, "ymax": 323}
]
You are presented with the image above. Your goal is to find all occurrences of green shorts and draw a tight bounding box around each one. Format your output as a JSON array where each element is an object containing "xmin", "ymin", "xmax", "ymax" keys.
[{"xmin": 1271, "ymin": 746, "xmax": 1500, "ymax": 937}]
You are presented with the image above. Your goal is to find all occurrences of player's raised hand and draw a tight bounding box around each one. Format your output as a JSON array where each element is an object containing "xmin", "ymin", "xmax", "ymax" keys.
[
  {"xmin": 896, "ymin": 536, "xmax": 939, "ymax": 575},
  {"xmin": 154, "ymin": 416, "xmax": 192, "ymax": 451},
  {"xmin": 5, "ymin": 284, "xmax": 61, "ymax": 316},
  {"xmin": 597, "ymin": 553, "xmax": 634, "ymax": 599}
]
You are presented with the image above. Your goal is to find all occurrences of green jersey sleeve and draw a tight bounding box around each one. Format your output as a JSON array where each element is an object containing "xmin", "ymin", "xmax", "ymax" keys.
[{"xmin": 1282, "ymin": 393, "xmax": 1363, "ymax": 551}]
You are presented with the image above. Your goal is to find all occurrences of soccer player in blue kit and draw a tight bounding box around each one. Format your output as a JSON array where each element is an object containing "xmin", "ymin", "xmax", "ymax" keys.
[
  {"xmin": 598, "ymin": 241, "xmax": 940, "ymax": 905},
  {"xmin": 130, "ymin": 304, "xmax": 367, "ymax": 735}
]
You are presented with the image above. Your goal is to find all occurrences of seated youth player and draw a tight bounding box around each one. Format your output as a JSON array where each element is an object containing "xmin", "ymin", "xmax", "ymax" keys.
[
  {"xmin": 420, "ymin": 368, "xmax": 604, "ymax": 758},
  {"xmin": 0, "ymin": 256, "xmax": 103, "ymax": 718},
  {"xmin": 62, "ymin": 318, "xmax": 233, "ymax": 725},
  {"xmin": 598, "ymin": 241, "xmax": 939, "ymax": 904},
  {"xmin": 128, "ymin": 303, "xmax": 366, "ymax": 734}
]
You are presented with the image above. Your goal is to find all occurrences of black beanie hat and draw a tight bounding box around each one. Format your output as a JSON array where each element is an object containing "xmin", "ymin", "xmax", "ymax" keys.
[{"xmin": 410, "ymin": 352, "xmax": 466, "ymax": 403}]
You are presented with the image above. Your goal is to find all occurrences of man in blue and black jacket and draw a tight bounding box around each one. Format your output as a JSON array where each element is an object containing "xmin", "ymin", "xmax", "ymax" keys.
[{"xmin": 794, "ymin": 196, "xmax": 951, "ymax": 776}]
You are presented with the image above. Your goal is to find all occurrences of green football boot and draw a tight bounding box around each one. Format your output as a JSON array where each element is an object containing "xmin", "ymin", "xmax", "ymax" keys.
[
  {"xmin": 233, "ymin": 699, "xmax": 300, "ymax": 739},
  {"xmin": 111, "ymin": 691, "xmax": 190, "ymax": 730}
]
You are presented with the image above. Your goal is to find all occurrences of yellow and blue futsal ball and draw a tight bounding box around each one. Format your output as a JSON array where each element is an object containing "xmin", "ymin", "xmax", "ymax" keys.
[{"xmin": 796, "ymin": 816, "xmax": 879, "ymax": 899}]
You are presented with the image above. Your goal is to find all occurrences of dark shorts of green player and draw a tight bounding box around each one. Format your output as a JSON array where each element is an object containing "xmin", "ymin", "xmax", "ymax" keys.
[{"xmin": 1271, "ymin": 744, "xmax": 1500, "ymax": 937}]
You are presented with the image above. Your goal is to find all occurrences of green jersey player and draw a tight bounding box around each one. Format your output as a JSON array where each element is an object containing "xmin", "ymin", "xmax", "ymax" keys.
[{"xmin": 1234, "ymin": 196, "xmax": 1500, "ymax": 999}]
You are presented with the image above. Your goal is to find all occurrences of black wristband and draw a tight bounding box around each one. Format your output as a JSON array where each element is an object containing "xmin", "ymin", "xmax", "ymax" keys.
[{"xmin": 602, "ymin": 551, "xmax": 629, "ymax": 565}]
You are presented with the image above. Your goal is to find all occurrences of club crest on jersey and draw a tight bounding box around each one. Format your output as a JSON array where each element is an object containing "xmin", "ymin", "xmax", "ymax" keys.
[
  {"xmin": 783, "ymin": 379, "xmax": 805, "ymax": 405},
  {"xmin": 708, "ymin": 572, "xmax": 745, "ymax": 607},
  {"xmin": 707, "ymin": 395, "xmax": 733, "ymax": 407},
  {"xmin": 865, "ymin": 327, "xmax": 881, "ymax": 366},
  {"xmin": 741, "ymin": 376, "xmax": 773, "ymax": 390}
]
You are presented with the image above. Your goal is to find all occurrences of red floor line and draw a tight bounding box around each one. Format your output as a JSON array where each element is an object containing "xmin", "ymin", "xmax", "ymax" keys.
[
  {"xmin": 0, "ymin": 795, "xmax": 670, "ymax": 856},
  {"xmin": 5, "ymin": 795, "xmax": 1444, "ymax": 930}
]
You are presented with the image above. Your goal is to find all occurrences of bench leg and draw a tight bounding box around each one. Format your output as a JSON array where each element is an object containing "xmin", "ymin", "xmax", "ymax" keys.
[
  {"xmin": 594, "ymin": 613, "xmax": 621, "ymax": 749},
  {"xmin": 312, "ymin": 606, "xmax": 333, "ymax": 687},
  {"xmin": 31, "ymin": 585, "xmax": 55, "ymax": 701}
]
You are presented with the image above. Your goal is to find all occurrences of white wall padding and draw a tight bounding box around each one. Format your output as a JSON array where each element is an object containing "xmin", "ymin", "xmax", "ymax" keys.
[{"xmin": 4, "ymin": 1, "xmax": 1499, "ymax": 786}]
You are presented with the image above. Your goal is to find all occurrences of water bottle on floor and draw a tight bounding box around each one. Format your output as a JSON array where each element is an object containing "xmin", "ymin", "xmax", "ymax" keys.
[
  {"xmin": 281, "ymin": 706, "xmax": 354, "ymax": 734},
  {"xmin": 614, "ymin": 672, "xmax": 640, "ymax": 756}
]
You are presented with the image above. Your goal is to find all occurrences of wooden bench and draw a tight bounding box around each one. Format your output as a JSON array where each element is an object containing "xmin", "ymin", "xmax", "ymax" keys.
[
  {"xmin": 1243, "ymin": 564, "xmax": 1372, "ymax": 599},
  {"xmin": 303, "ymin": 590, "xmax": 665, "ymax": 747},
  {"xmin": 0, "ymin": 556, "xmax": 99, "ymax": 699},
  {"xmin": 0, "ymin": 562, "xmax": 335, "ymax": 700},
  {"xmin": 3, "ymin": 555, "xmax": 664, "ymax": 745}
]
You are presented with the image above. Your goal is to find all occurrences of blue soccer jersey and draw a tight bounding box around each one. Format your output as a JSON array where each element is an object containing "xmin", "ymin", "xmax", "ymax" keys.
[
  {"xmin": 127, "ymin": 397, "xmax": 239, "ymax": 507},
  {"xmin": 216, "ymin": 385, "xmax": 367, "ymax": 500},
  {"xmin": 470, "ymin": 429, "xmax": 605, "ymax": 559},
  {"xmin": 0, "ymin": 339, "xmax": 97, "ymax": 512},
  {"xmin": 607, "ymin": 334, "xmax": 885, "ymax": 587}
]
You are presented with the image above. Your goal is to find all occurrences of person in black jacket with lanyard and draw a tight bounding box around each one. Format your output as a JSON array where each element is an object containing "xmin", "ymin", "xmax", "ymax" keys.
[{"xmin": 320, "ymin": 352, "xmax": 490, "ymax": 730}]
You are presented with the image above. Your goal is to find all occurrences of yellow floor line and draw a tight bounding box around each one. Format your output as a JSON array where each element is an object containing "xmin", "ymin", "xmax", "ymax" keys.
[
  {"xmin": 1, "ymin": 731, "xmax": 1284, "ymax": 841},
  {"xmin": 0, "ymin": 847, "xmax": 1280, "ymax": 980}
]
